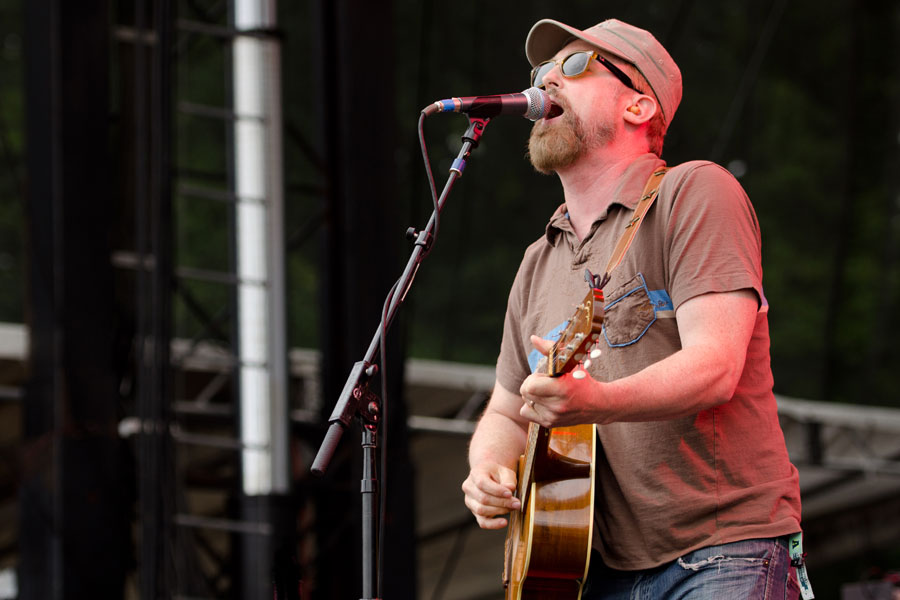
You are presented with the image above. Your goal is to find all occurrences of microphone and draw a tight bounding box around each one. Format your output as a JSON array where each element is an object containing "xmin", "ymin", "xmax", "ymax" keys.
[{"xmin": 423, "ymin": 87, "xmax": 562, "ymax": 121}]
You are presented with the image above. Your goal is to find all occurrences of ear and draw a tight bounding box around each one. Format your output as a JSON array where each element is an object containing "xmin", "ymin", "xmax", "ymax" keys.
[{"xmin": 622, "ymin": 94, "xmax": 658, "ymax": 126}]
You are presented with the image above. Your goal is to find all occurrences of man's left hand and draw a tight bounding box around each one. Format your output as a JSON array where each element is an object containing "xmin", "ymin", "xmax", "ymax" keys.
[{"xmin": 519, "ymin": 334, "xmax": 605, "ymax": 427}]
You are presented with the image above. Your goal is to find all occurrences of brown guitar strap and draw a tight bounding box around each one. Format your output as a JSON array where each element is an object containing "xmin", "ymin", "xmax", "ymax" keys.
[{"xmin": 598, "ymin": 167, "xmax": 668, "ymax": 288}]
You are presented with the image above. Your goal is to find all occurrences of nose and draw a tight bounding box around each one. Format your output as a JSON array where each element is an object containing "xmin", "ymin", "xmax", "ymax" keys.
[{"xmin": 540, "ymin": 62, "xmax": 563, "ymax": 89}]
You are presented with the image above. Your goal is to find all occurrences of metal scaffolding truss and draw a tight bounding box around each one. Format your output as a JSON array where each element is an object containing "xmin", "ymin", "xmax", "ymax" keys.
[
  {"xmin": 2, "ymin": 321, "xmax": 900, "ymax": 596},
  {"xmin": 777, "ymin": 397, "xmax": 900, "ymax": 567},
  {"xmin": 178, "ymin": 341, "xmax": 900, "ymax": 595},
  {"xmin": 111, "ymin": 0, "xmax": 290, "ymax": 597}
]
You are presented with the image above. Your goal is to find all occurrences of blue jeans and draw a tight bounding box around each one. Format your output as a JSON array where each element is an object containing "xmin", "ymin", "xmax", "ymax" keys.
[{"xmin": 582, "ymin": 537, "xmax": 801, "ymax": 599}]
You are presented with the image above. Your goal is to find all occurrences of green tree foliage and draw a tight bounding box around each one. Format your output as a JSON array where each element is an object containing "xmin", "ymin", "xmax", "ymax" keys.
[
  {"xmin": 0, "ymin": 0, "xmax": 897, "ymax": 409},
  {"xmin": 381, "ymin": 0, "xmax": 900, "ymax": 408}
]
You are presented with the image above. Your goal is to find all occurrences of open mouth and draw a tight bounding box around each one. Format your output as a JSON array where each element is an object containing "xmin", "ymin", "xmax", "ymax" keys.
[
  {"xmin": 545, "ymin": 106, "xmax": 564, "ymax": 121},
  {"xmin": 543, "ymin": 96, "xmax": 566, "ymax": 121}
]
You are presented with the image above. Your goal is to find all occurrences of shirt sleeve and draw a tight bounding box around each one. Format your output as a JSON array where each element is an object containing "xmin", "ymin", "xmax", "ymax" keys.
[
  {"xmin": 662, "ymin": 162, "xmax": 764, "ymax": 310},
  {"xmin": 495, "ymin": 248, "xmax": 538, "ymax": 395}
]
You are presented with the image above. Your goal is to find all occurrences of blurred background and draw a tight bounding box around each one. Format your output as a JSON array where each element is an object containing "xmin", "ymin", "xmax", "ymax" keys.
[{"xmin": 0, "ymin": 0, "xmax": 898, "ymax": 598}]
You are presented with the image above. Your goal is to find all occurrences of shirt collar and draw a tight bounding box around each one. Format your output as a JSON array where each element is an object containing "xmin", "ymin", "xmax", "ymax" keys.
[{"xmin": 544, "ymin": 154, "xmax": 666, "ymax": 246}]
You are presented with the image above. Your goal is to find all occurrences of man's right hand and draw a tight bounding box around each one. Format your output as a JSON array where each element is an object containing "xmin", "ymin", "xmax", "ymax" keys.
[{"xmin": 461, "ymin": 463, "xmax": 521, "ymax": 529}]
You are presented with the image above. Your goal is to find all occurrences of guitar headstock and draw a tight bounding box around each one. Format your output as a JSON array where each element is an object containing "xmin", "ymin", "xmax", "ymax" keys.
[{"xmin": 544, "ymin": 273, "xmax": 605, "ymax": 377}]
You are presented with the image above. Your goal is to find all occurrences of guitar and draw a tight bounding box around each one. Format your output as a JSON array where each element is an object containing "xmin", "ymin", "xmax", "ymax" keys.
[{"xmin": 503, "ymin": 276, "xmax": 604, "ymax": 599}]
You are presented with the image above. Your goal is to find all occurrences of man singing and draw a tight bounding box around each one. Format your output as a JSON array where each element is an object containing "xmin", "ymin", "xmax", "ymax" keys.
[{"xmin": 461, "ymin": 17, "xmax": 808, "ymax": 598}]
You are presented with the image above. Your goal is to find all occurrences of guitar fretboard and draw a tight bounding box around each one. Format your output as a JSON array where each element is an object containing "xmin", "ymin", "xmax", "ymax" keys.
[{"xmin": 517, "ymin": 423, "xmax": 541, "ymax": 506}]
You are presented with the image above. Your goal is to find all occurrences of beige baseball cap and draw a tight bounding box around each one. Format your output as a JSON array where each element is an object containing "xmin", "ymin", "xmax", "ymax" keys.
[{"xmin": 525, "ymin": 18, "xmax": 682, "ymax": 127}]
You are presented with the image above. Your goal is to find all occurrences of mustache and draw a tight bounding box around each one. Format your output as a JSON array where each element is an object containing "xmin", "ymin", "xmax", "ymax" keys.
[{"xmin": 544, "ymin": 90, "xmax": 569, "ymax": 113}]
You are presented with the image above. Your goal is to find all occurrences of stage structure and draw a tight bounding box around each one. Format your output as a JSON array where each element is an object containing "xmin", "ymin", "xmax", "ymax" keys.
[
  {"xmin": 110, "ymin": 0, "xmax": 415, "ymax": 597},
  {"xmin": 20, "ymin": 1, "xmax": 128, "ymax": 597},
  {"xmin": 113, "ymin": 0, "xmax": 293, "ymax": 597},
  {"xmin": 230, "ymin": 2, "xmax": 293, "ymax": 598},
  {"xmin": 14, "ymin": 0, "xmax": 416, "ymax": 595}
]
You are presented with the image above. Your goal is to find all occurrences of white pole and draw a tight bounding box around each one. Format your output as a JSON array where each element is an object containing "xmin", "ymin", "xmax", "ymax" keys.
[{"xmin": 233, "ymin": 0, "xmax": 288, "ymax": 496}]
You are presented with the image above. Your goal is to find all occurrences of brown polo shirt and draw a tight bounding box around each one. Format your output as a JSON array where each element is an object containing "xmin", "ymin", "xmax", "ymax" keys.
[{"xmin": 496, "ymin": 153, "xmax": 801, "ymax": 570}]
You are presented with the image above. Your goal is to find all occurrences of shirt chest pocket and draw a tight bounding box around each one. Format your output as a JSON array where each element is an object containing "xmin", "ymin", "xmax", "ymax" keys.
[{"xmin": 602, "ymin": 273, "xmax": 657, "ymax": 347}]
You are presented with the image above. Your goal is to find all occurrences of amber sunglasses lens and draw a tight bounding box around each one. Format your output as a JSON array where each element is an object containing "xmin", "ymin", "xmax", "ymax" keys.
[{"xmin": 531, "ymin": 51, "xmax": 593, "ymax": 88}]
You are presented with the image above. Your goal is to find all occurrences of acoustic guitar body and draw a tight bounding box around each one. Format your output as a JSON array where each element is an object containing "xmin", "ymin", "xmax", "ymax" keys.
[{"xmin": 504, "ymin": 423, "xmax": 596, "ymax": 599}]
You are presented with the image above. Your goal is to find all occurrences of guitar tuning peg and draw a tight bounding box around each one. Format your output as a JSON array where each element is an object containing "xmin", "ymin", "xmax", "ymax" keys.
[
  {"xmin": 590, "ymin": 348, "xmax": 601, "ymax": 359},
  {"xmin": 572, "ymin": 370, "xmax": 587, "ymax": 380},
  {"xmin": 583, "ymin": 359, "xmax": 592, "ymax": 369}
]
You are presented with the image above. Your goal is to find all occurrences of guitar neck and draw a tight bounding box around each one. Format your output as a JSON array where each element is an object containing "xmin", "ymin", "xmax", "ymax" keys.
[{"xmin": 516, "ymin": 281, "xmax": 603, "ymax": 506}]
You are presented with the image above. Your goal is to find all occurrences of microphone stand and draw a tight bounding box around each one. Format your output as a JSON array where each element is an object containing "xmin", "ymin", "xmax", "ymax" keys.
[{"xmin": 311, "ymin": 115, "xmax": 492, "ymax": 600}]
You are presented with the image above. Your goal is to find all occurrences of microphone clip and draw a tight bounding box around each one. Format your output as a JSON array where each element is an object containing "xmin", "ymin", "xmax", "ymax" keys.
[{"xmin": 406, "ymin": 227, "xmax": 434, "ymax": 253}]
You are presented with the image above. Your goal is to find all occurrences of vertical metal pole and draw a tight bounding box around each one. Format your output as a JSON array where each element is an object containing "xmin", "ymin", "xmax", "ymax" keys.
[
  {"xmin": 232, "ymin": 1, "xmax": 289, "ymax": 597},
  {"xmin": 361, "ymin": 426, "xmax": 378, "ymax": 600},
  {"xmin": 22, "ymin": 0, "xmax": 127, "ymax": 597},
  {"xmin": 233, "ymin": 0, "xmax": 288, "ymax": 500},
  {"xmin": 21, "ymin": 1, "xmax": 64, "ymax": 596},
  {"xmin": 134, "ymin": 0, "xmax": 174, "ymax": 595}
]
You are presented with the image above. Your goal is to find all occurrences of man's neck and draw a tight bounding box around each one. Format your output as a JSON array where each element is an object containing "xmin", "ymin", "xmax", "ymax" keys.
[{"xmin": 555, "ymin": 144, "xmax": 648, "ymax": 241}]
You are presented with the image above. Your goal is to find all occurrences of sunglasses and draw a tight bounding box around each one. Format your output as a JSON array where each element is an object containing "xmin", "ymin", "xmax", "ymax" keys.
[{"xmin": 531, "ymin": 50, "xmax": 639, "ymax": 92}]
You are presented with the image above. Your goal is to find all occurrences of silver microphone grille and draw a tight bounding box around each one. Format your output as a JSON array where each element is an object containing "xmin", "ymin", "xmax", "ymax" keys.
[{"xmin": 521, "ymin": 87, "xmax": 555, "ymax": 121}]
